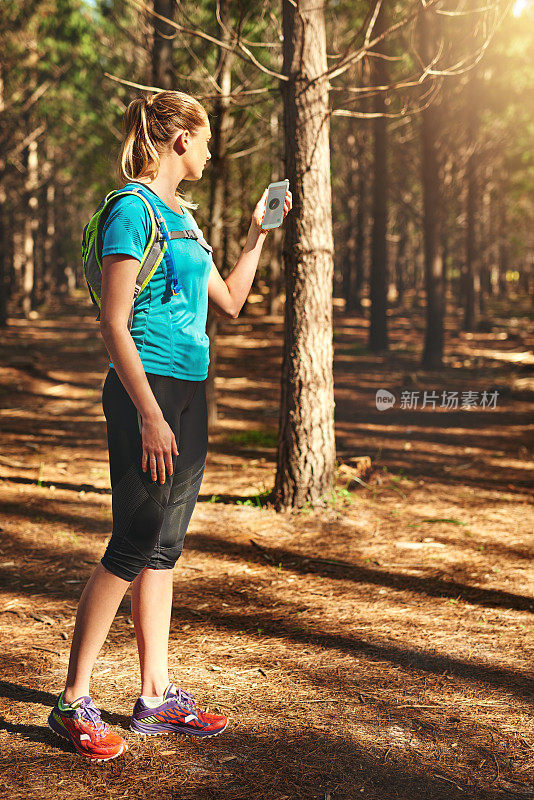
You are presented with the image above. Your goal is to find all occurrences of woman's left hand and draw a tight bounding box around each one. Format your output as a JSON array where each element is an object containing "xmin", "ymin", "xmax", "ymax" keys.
[{"xmin": 251, "ymin": 187, "xmax": 292, "ymax": 235}]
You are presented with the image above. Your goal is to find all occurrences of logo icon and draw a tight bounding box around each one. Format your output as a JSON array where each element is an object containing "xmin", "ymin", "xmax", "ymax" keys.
[
  {"xmin": 268, "ymin": 198, "xmax": 280, "ymax": 210},
  {"xmin": 376, "ymin": 389, "xmax": 395, "ymax": 410}
]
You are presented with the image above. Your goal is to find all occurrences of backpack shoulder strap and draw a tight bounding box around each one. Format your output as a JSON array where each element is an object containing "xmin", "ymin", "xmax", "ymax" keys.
[
  {"xmin": 100, "ymin": 187, "xmax": 164, "ymax": 287},
  {"xmin": 96, "ymin": 188, "xmax": 158, "ymax": 269},
  {"xmin": 90, "ymin": 188, "xmax": 161, "ymax": 327}
]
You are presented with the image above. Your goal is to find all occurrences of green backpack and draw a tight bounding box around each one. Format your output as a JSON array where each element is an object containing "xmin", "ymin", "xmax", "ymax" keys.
[{"xmin": 82, "ymin": 183, "xmax": 213, "ymax": 330}]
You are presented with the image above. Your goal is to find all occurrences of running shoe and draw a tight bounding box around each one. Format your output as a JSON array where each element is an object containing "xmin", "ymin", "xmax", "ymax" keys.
[
  {"xmin": 130, "ymin": 682, "xmax": 229, "ymax": 738},
  {"xmin": 47, "ymin": 690, "xmax": 128, "ymax": 761}
]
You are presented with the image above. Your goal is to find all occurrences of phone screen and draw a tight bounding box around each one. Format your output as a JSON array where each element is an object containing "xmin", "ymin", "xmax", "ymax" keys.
[{"xmin": 262, "ymin": 180, "xmax": 289, "ymax": 230}]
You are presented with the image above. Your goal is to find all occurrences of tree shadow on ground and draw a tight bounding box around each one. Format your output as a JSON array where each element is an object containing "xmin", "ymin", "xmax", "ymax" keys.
[{"xmin": 0, "ymin": 680, "xmax": 519, "ymax": 800}]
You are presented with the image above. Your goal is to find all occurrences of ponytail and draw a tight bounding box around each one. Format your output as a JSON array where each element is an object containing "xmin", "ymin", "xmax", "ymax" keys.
[{"xmin": 117, "ymin": 90, "xmax": 209, "ymax": 211}]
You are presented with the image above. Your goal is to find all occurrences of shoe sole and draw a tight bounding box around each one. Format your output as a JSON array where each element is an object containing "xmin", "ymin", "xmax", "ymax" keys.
[
  {"xmin": 47, "ymin": 717, "xmax": 128, "ymax": 762},
  {"xmin": 129, "ymin": 718, "xmax": 229, "ymax": 739}
]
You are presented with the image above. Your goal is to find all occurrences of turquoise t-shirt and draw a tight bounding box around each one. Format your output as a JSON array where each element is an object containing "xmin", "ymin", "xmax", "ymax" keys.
[{"xmin": 101, "ymin": 181, "xmax": 212, "ymax": 381}]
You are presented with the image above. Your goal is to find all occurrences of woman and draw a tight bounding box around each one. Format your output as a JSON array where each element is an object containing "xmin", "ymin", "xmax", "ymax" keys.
[{"xmin": 46, "ymin": 90, "xmax": 292, "ymax": 761}]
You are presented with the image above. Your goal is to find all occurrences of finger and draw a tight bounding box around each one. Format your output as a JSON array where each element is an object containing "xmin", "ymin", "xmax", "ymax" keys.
[
  {"xmin": 157, "ymin": 454, "xmax": 167, "ymax": 484},
  {"xmin": 142, "ymin": 449, "xmax": 147, "ymax": 471},
  {"xmin": 164, "ymin": 449, "xmax": 174, "ymax": 478},
  {"xmin": 171, "ymin": 434, "xmax": 179, "ymax": 456},
  {"xmin": 150, "ymin": 453, "xmax": 157, "ymax": 482}
]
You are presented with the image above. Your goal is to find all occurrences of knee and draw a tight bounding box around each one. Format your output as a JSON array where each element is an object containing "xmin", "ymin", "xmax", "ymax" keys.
[{"xmin": 102, "ymin": 496, "xmax": 166, "ymax": 582}]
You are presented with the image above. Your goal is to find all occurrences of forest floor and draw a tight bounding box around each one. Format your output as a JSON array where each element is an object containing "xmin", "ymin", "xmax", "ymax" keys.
[{"xmin": 0, "ymin": 290, "xmax": 532, "ymax": 800}]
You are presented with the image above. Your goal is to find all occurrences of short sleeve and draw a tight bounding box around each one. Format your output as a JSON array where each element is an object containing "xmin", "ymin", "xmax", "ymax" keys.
[{"xmin": 101, "ymin": 195, "xmax": 152, "ymax": 262}]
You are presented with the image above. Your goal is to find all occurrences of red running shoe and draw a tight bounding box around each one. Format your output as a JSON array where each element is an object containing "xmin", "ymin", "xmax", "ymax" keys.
[
  {"xmin": 47, "ymin": 691, "xmax": 127, "ymax": 761},
  {"xmin": 130, "ymin": 683, "xmax": 229, "ymax": 738}
]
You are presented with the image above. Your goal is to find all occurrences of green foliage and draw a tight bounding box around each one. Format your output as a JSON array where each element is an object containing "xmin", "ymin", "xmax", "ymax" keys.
[
  {"xmin": 235, "ymin": 488, "xmax": 271, "ymax": 508},
  {"xmin": 227, "ymin": 429, "xmax": 278, "ymax": 449}
]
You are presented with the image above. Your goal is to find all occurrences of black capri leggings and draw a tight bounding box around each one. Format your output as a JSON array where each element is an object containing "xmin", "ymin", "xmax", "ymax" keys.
[{"xmin": 100, "ymin": 367, "xmax": 207, "ymax": 582}]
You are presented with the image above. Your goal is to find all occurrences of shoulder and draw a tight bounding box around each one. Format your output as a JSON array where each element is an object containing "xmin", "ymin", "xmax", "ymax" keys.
[
  {"xmin": 102, "ymin": 191, "xmax": 152, "ymax": 235},
  {"xmin": 107, "ymin": 191, "xmax": 153, "ymax": 221},
  {"xmin": 101, "ymin": 190, "xmax": 155, "ymax": 259}
]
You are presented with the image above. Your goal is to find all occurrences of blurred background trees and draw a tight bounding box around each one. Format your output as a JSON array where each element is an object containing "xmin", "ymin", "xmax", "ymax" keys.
[{"xmin": 1, "ymin": 0, "xmax": 531, "ymax": 508}]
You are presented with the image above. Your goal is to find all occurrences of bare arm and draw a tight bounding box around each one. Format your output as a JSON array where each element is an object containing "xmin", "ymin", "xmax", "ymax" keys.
[
  {"xmin": 208, "ymin": 187, "xmax": 292, "ymax": 318},
  {"xmin": 207, "ymin": 229, "xmax": 267, "ymax": 318},
  {"xmin": 100, "ymin": 254, "xmax": 178, "ymax": 483}
]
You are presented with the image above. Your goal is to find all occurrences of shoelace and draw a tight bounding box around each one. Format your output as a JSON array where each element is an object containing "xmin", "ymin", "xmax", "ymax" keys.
[
  {"xmin": 74, "ymin": 699, "xmax": 109, "ymax": 739},
  {"xmin": 176, "ymin": 688, "xmax": 197, "ymax": 714}
]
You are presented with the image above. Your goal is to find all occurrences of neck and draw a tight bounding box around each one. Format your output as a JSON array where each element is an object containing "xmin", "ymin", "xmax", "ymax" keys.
[
  {"xmin": 134, "ymin": 174, "xmax": 185, "ymax": 214},
  {"xmin": 135, "ymin": 158, "xmax": 188, "ymax": 209}
]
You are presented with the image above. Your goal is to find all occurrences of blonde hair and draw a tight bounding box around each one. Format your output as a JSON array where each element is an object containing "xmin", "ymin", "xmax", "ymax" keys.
[{"xmin": 117, "ymin": 90, "xmax": 209, "ymax": 211}]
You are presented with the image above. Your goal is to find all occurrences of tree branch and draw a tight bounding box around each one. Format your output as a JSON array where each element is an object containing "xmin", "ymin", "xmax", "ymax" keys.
[
  {"xmin": 103, "ymin": 70, "xmax": 276, "ymax": 102},
  {"xmin": 126, "ymin": 0, "xmax": 288, "ymax": 81}
]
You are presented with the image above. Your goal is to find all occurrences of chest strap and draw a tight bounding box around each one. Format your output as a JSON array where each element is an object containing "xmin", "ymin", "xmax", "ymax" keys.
[{"xmin": 167, "ymin": 229, "xmax": 213, "ymax": 254}]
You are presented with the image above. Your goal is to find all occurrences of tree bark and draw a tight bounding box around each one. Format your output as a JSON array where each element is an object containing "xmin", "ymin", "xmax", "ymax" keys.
[
  {"xmin": 420, "ymin": 5, "xmax": 445, "ymax": 369},
  {"xmin": 268, "ymin": 108, "xmax": 284, "ymax": 316},
  {"xmin": 0, "ymin": 182, "xmax": 6, "ymax": 327},
  {"xmin": 342, "ymin": 131, "xmax": 359, "ymax": 312},
  {"xmin": 479, "ymin": 176, "xmax": 492, "ymax": 314},
  {"xmin": 395, "ymin": 204, "xmax": 407, "ymax": 306},
  {"xmin": 352, "ymin": 61, "xmax": 370, "ymax": 314},
  {"xmin": 274, "ymin": 0, "xmax": 336, "ymax": 510},
  {"xmin": 22, "ymin": 139, "xmax": 38, "ymax": 318},
  {"xmin": 42, "ymin": 139, "xmax": 55, "ymax": 305},
  {"xmin": 463, "ymin": 64, "xmax": 480, "ymax": 331},
  {"xmin": 497, "ymin": 184, "xmax": 509, "ymax": 297},
  {"xmin": 368, "ymin": 1, "xmax": 389, "ymax": 352},
  {"xmin": 206, "ymin": 0, "xmax": 234, "ymax": 428},
  {"xmin": 152, "ymin": 0, "xmax": 174, "ymax": 89}
]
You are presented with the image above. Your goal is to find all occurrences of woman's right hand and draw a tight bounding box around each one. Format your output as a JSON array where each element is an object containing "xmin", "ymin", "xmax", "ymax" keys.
[{"xmin": 141, "ymin": 413, "xmax": 179, "ymax": 484}]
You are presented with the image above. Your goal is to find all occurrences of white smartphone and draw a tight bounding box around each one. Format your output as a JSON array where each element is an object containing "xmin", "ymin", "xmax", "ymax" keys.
[{"xmin": 261, "ymin": 179, "xmax": 290, "ymax": 230}]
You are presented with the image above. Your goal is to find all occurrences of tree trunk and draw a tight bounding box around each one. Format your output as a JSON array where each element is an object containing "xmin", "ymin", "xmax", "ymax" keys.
[
  {"xmin": 274, "ymin": 0, "xmax": 336, "ymax": 510},
  {"xmin": 368, "ymin": 1, "xmax": 389, "ymax": 352},
  {"xmin": 353, "ymin": 128, "xmax": 367, "ymax": 313},
  {"xmin": 42, "ymin": 140, "xmax": 56, "ymax": 305},
  {"xmin": 55, "ymin": 181, "xmax": 75, "ymax": 294},
  {"xmin": 0, "ymin": 183, "xmax": 6, "ymax": 327},
  {"xmin": 463, "ymin": 64, "xmax": 480, "ymax": 331},
  {"xmin": 489, "ymin": 180, "xmax": 500, "ymax": 297},
  {"xmin": 22, "ymin": 139, "xmax": 38, "ymax": 318},
  {"xmin": 0, "ymin": 67, "xmax": 7, "ymax": 326},
  {"xmin": 268, "ymin": 108, "xmax": 284, "ymax": 316},
  {"xmin": 352, "ymin": 61, "xmax": 370, "ymax": 314},
  {"xmin": 395, "ymin": 205, "xmax": 406, "ymax": 306},
  {"xmin": 152, "ymin": 0, "xmax": 174, "ymax": 89},
  {"xmin": 441, "ymin": 152, "xmax": 453, "ymax": 314},
  {"xmin": 342, "ymin": 131, "xmax": 359, "ymax": 312},
  {"xmin": 33, "ymin": 139, "xmax": 47, "ymax": 309},
  {"xmin": 479, "ymin": 177, "xmax": 492, "ymax": 314},
  {"xmin": 420, "ymin": 5, "xmax": 445, "ymax": 369},
  {"xmin": 206, "ymin": 0, "xmax": 234, "ymax": 428},
  {"xmin": 497, "ymin": 193, "xmax": 509, "ymax": 297}
]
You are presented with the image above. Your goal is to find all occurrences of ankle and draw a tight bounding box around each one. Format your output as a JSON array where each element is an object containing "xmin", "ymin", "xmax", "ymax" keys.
[
  {"xmin": 140, "ymin": 680, "xmax": 169, "ymax": 698},
  {"xmin": 63, "ymin": 686, "xmax": 88, "ymax": 705}
]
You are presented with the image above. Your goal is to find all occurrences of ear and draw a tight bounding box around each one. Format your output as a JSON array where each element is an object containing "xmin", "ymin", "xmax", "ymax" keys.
[{"xmin": 172, "ymin": 129, "xmax": 188, "ymax": 156}]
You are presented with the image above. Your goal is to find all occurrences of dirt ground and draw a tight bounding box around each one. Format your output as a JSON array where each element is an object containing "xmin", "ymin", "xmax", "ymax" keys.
[{"xmin": 0, "ymin": 290, "xmax": 532, "ymax": 800}]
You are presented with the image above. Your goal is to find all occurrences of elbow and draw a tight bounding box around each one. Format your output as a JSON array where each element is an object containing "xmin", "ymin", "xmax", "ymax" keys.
[
  {"xmin": 229, "ymin": 298, "xmax": 242, "ymax": 319},
  {"xmin": 99, "ymin": 318, "xmax": 109, "ymax": 340},
  {"xmin": 99, "ymin": 318, "xmax": 113, "ymax": 340},
  {"xmin": 99, "ymin": 317, "xmax": 128, "ymax": 341}
]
